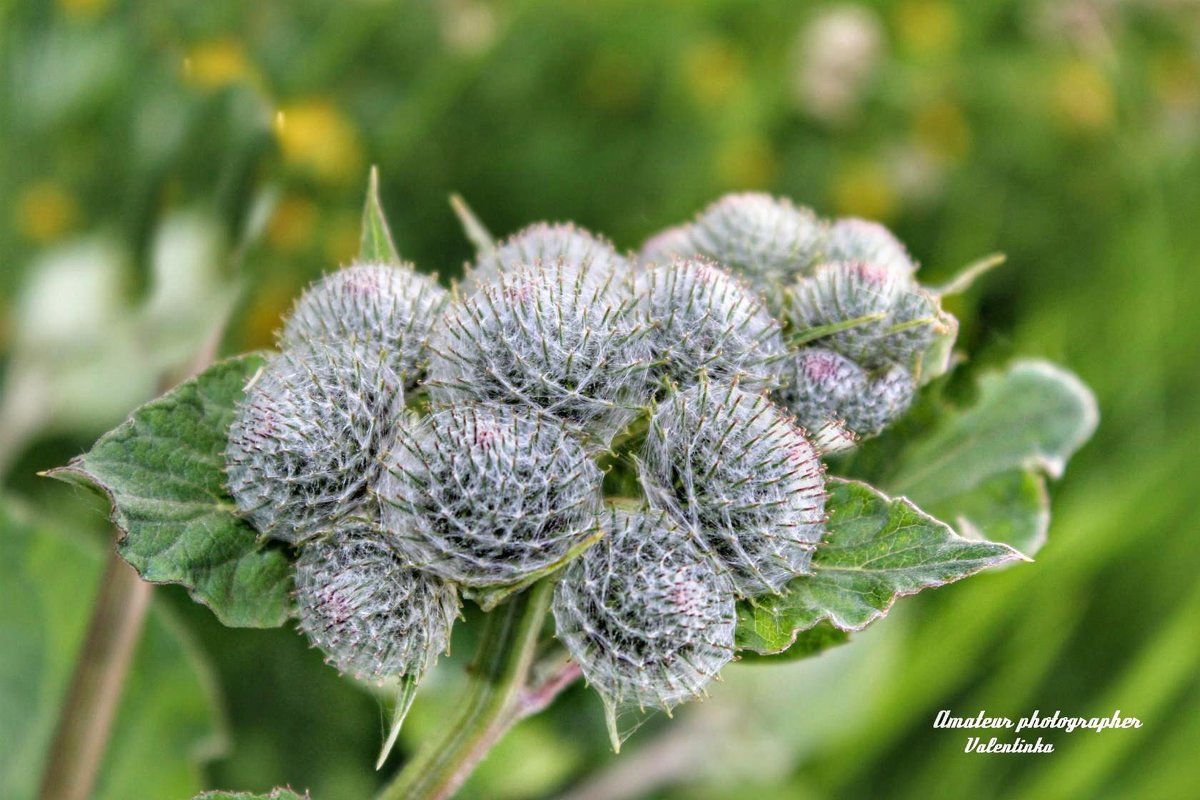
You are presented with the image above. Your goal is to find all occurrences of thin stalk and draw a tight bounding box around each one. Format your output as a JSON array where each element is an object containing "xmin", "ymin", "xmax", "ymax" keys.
[
  {"xmin": 37, "ymin": 543, "xmax": 153, "ymax": 800},
  {"xmin": 378, "ymin": 579, "xmax": 558, "ymax": 800},
  {"xmin": 36, "ymin": 335, "xmax": 224, "ymax": 800}
]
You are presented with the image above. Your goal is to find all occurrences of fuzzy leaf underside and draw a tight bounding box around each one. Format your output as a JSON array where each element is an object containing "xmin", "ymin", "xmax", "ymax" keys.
[
  {"xmin": 887, "ymin": 359, "xmax": 1098, "ymax": 555},
  {"xmin": 735, "ymin": 620, "xmax": 850, "ymax": 662},
  {"xmin": 47, "ymin": 354, "xmax": 294, "ymax": 628},
  {"xmin": 735, "ymin": 479, "xmax": 1022, "ymax": 654}
]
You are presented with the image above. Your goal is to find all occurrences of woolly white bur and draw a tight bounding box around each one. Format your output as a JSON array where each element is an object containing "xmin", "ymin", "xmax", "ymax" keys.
[
  {"xmin": 640, "ymin": 382, "xmax": 827, "ymax": 597},
  {"xmin": 553, "ymin": 510, "xmax": 736, "ymax": 751},
  {"xmin": 778, "ymin": 347, "xmax": 915, "ymax": 440},
  {"xmin": 464, "ymin": 221, "xmax": 631, "ymax": 294},
  {"xmin": 637, "ymin": 258, "xmax": 786, "ymax": 391},
  {"xmin": 295, "ymin": 522, "xmax": 459, "ymax": 683},
  {"xmin": 225, "ymin": 342, "xmax": 404, "ymax": 544},
  {"xmin": 823, "ymin": 217, "xmax": 917, "ymax": 277},
  {"xmin": 294, "ymin": 522, "xmax": 459, "ymax": 769},
  {"xmin": 427, "ymin": 261, "xmax": 652, "ymax": 446},
  {"xmin": 377, "ymin": 404, "xmax": 604, "ymax": 588},
  {"xmin": 787, "ymin": 260, "xmax": 939, "ymax": 370},
  {"xmin": 639, "ymin": 192, "xmax": 826, "ymax": 303},
  {"xmin": 280, "ymin": 261, "xmax": 448, "ymax": 390}
]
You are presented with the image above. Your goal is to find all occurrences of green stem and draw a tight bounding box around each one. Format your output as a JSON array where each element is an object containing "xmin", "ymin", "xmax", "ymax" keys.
[{"xmin": 378, "ymin": 579, "xmax": 557, "ymax": 800}]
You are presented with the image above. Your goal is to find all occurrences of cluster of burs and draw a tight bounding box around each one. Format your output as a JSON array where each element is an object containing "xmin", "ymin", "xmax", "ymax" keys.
[{"xmin": 225, "ymin": 192, "xmax": 951, "ymax": 743}]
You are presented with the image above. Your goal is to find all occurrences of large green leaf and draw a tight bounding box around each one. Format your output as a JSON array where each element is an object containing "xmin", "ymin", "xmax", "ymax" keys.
[
  {"xmin": 887, "ymin": 359, "xmax": 1098, "ymax": 555},
  {"xmin": 736, "ymin": 479, "xmax": 1022, "ymax": 654},
  {"xmin": 47, "ymin": 354, "xmax": 294, "ymax": 628},
  {"xmin": 0, "ymin": 501, "xmax": 226, "ymax": 800}
]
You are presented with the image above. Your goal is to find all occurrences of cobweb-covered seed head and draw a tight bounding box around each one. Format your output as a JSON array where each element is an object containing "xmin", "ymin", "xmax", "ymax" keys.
[
  {"xmin": 427, "ymin": 262, "xmax": 652, "ymax": 446},
  {"xmin": 636, "ymin": 258, "xmax": 786, "ymax": 391},
  {"xmin": 777, "ymin": 347, "xmax": 915, "ymax": 439},
  {"xmin": 225, "ymin": 342, "xmax": 406, "ymax": 544},
  {"xmin": 824, "ymin": 217, "xmax": 916, "ymax": 277},
  {"xmin": 638, "ymin": 193, "xmax": 825, "ymax": 302},
  {"xmin": 639, "ymin": 381, "xmax": 826, "ymax": 597},
  {"xmin": 295, "ymin": 521, "xmax": 458, "ymax": 683},
  {"xmin": 787, "ymin": 261, "xmax": 940, "ymax": 370},
  {"xmin": 280, "ymin": 262, "xmax": 448, "ymax": 390},
  {"xmin": 466, "ymin": 222, "xmax": 631, "ymax": 295},
  {"xmin": 553, "ymin": 509, "xmax": 736, "ymax": 749},
  {"xmin": 377, "ymin": 404, "xmax": 603, "ymax": 587}
]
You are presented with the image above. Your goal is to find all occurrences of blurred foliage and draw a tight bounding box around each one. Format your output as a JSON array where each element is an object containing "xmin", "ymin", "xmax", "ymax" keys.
[{"xmin": 2, "ymin": 0, "xmax": 1199, "ymax": 798}]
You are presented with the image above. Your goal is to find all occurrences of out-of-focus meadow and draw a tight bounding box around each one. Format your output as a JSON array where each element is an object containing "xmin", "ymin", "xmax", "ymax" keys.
[{"xmin": 2, "ymin": 1, "xmax": 1198, "ymax": 798}]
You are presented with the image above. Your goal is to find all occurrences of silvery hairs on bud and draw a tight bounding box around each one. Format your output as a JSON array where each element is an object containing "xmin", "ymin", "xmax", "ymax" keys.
[
  {"xmin": 465, "ymin": 221, "xmax": 632, "ymax": 295},
  {"xmin": 377, "ymin": 404, "xmax": 603, "ymax": 588},
  {"xmin": 639, "ymin": 193, "xmax": 825, "ymax": 302},
  {"xmin": 637, "ymin": 257, "xmax": 786, "ymax": 391},
  {"xmin": 427, "ymin": 261, "xmax": 652, "ymax": 446},
  {"xmin": 777, "ymin": 347, "xmax": 915, "ymax": 439},
  {"xmin": 552, "ymin": 509, "xmax": 736, "ymax": 750},
  {"xmin": 788, "ymin": 261, "xmax": 940, "ymax": 370},
  {"xmin": 640, "ymin": 381, "xmax": 826, "ymax": 597},
  {"xmin": 280, "ymin": 262, "xmax": 448, "ymax": 390},
  {"xmin": 824, "ymin": 217, "xmax": 917, "ymax": 277},
  {"xmin": 225, "ymin": 342, "xmax": 406, "ymax": 544},
  {"xmin": 295, "ymin": 521, "xmax": 459, "ymax": 683}
]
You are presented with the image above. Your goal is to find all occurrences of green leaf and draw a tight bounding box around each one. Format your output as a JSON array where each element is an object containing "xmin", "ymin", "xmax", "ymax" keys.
[
  {"xmin": 0, "ymin": 501, "xmax": 226, "ymax": 800},
  {"xmin": 360, "ymin": 166, "xmax": 402, "ymax": 264},
  {"xmin": 450, "ymin": 193, "xmax": 496, "ymax": 255},
  {"xmin": 888, "ymin": 359, "xmax": 1098, "ymax": 555},
  {"xmin": 736, "ymin": 621, "xmax": 850, "ymax": 663},
  {"xmin": 47, "ymin": 354, "xmax": 294, "ymax": 628},
  {"xmin": 194, "ymin": 790, "xmax": 309, "ymax": 800},
  {"xmin": 736, "ymin": 479, "xmax": 1023, "ymax": 653}
]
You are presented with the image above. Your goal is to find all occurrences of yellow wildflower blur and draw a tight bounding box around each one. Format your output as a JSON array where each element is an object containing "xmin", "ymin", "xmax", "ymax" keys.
[
  {"xmin": 894, "ymin": 0, "xmax": 961, "ymax": 58},
  {"xmin": 1052, "ymin": 60, "xmax": 1114, "ymax": 134},
  {"xmin": 276, "ymin": 101, "xmax": 365, "ymax": 185},
  {"xmin": 682, "ymin": 39, "xmax": 745, "ymax": 109},
  {"xmin": 185, "ymin": 38, "xmax": 258, "ymax": 90},
  {"xmin": 830, "ymin": 160, "xmax": 897, "ymax": 222},
  {"xmin": 17, "ymin": 182, "xmax": 79, "ymax": 243},
  {"xmin": 716, "ymin": 135, "xmax": 777, "ymax": 190}
]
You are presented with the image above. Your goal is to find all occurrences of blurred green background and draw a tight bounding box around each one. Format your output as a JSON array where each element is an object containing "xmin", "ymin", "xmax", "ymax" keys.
[{"xmin": 2, "ymin": 0, "xmax": 1198, "ymax": 798}]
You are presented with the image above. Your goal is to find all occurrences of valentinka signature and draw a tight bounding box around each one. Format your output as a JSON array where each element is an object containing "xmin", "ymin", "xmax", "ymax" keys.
[{"xmin": 933, "ymin": 709, "xmax": 1143, "ymax": 754}]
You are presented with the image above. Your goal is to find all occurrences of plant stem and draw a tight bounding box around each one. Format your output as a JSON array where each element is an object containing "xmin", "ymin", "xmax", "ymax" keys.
[
  {"xmin": 37, "ymin": 540, "xmax": 153, "ymax": 800},
  {"xmin": 377, "ymin": 579, "xmax": 562, "ymax": 800}
]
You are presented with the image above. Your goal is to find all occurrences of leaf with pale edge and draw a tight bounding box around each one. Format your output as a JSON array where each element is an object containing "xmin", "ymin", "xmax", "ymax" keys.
[
  {"xmin": 47, "ymin": 354, "xmax": 293, "ymax": 628},
  {"xmin": 736, "ymin": 621, "xmax": 849, "ymax": 663},
  {"xmin": 887, "ymin": 359, "xmax": 1097, "ymax": 555},
  {"xmin": 735, "ymin": 479, "xmax": 1023, "ymax": 654}
]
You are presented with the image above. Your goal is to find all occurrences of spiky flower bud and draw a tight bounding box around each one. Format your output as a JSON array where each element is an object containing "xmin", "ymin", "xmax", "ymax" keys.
[
  {"xmin": 637, "ymin": 258, "xmax": 785, "ymax": 391},
  {"xmin": 552, "ymin": 509, "xmax": 736, "ymax": 748},
  {"xmin": 640, "ymin": 382, "xmax": 826, "ymax": 596},
  {"xmin": 788, "ymin": 261, "xmax": 939, "ymax": 370},
  {"xmin": 427, "ymin": 262, "xmax": 652, "ymax": 445},
  {"xmin": 777, "ymin": 347, "xmax": 915, "ymax": 438},
  {"xmin": 466, "ymin": 222, "xmax": 631, "ymax": 294},
  {"xmin": 295, "ymin": 521, "xmax": 458, "ymax": 683},
  {"xmin": 824, "ymin": 217, "xmax": 916, "ymax": 276},
  {"xmin": 377, "ymin": 404, "xmax": 603, "ymax": 587},
  {"xmin": 225, "ymin": 343, "xmax": 404, "ymax": 544},
  {"xmin": 639, "ymin": 193, "xmax": 825, "ymax": 300},
  {"xmin": 280, "ymin": 262, "xmax": 448, "ymax": 390}
]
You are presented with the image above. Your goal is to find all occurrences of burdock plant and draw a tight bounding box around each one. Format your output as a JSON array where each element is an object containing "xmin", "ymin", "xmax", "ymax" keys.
[{"xmin": 52, "ymin": 174, "xmax": 1097, "ymax": 800}]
